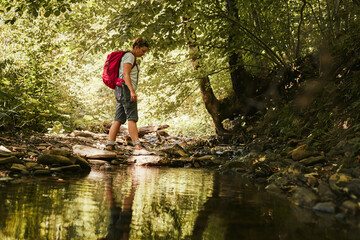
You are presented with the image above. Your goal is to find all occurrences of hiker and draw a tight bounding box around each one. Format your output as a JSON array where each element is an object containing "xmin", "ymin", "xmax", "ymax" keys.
[{"xmin": 106, "ymin": 37, "xmax": 149, "ymax": 151}]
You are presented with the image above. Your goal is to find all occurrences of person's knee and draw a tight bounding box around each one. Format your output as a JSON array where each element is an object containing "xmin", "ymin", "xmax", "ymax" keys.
[{"xmin": 112, "ymin": 121, "xmax": 122, "ymax": 127}]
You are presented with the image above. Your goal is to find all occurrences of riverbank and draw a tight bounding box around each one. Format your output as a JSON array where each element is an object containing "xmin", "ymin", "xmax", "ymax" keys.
[{"xmin": 0, "ymin": 125, "xmax": 360, "ymax": 220}]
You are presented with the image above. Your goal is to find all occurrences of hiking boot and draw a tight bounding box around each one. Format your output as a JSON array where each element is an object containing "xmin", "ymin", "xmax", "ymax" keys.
[{"xmin": 105, "ymin": 144, "xmax": 116, "ymax": 151}]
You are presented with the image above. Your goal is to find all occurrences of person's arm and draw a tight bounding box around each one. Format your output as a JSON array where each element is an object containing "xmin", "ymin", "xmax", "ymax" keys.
[{"xmin": 123, "ymin": 63, "xmax": 137, "ymax": 102}]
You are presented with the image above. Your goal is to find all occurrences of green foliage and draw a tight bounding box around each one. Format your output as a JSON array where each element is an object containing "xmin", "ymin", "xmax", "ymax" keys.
[
  {"xmin": 1, "ymin": 0, "xmax": 359, "ymax": 137},
  {"xmin": 0, "ymin": 0, "xmax": 75, "ymax": 23}
]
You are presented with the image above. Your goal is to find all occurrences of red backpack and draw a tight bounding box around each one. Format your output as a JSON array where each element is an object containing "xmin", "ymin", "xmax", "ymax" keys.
[{"xmin": 102, "ymin": 51, "xmax": 136, "ymax": 89}]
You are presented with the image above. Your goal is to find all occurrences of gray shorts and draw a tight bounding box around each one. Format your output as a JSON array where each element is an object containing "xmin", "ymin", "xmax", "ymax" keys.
[{"xmin": 114, "ymin": 85, "xmax": 138, "ymax": 124}]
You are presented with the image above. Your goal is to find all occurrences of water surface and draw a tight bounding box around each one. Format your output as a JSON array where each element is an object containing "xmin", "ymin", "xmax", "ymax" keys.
[{"xmin": 0, "ymin": 166, "xmax": 359, "ymax": 239}]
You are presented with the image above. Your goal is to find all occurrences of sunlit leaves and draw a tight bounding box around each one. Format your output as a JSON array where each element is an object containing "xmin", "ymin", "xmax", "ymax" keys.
[{"xmin": 1, "ymin": 0, "xmax": 74, "ymax": 24}]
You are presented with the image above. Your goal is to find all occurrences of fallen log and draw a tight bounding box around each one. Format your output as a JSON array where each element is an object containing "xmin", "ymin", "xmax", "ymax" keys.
[
  {"xmin": 116, "ymin": 125, "xmax": 170, "ymax": 138},
  {"xmin": 138, "ymin": 125, "xmax": 170, "ymax": 138}
]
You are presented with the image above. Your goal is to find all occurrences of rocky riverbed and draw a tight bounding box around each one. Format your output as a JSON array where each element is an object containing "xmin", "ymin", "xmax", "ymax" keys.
[{"xmin": 1, "ymin": 127, "xmax": 360, "ymax": 220}]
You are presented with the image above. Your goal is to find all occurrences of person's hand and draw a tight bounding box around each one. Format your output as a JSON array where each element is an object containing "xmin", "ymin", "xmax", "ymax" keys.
[{"xmin": 130, "ymin": 91, "xmax": 137, "ymax": 102}]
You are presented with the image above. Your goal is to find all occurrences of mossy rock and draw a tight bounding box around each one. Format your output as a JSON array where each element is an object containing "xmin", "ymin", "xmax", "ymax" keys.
[
  {"xmin": 37, "ymin": 154, "xmax": 75, "ymax": 166},
  {"xmin": 69, "ymin": 155, "xmax": 91, "ymax": 172},
  {"xmin": 33, "ymin": 169, "xmax": 51, "ymax": 176},
  {"xmin": 43, "ymin": 148, "xmax": 72, "ymax": 157},
  {"xmin": 0, "ymin": 151, "xmax": 11, "ymax": 158},
  {"xmin": 0, "ymin": 156, "xmax": 17, "ymax": 165},
  {"xmin": 50, "ymin": 165, "xmax": 82, "ymax": 173}
]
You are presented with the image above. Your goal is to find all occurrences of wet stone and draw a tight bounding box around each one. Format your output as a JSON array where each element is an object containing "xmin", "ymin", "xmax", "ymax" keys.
[
  {"xmin": 289, "ymin": 144, "xmax": 317, "ymax": 161},
  {"xmin": 33, "ymin": 169, "xmax": 51, "ymax": 176},
  {"xmin": 345, "ymin": 179, "xmax": 360, "ymax": 197},
  {"xmin": 10, "ymin": 164, "xmax": 29, "ymax": 175},
  {"xmin": 299, "ymin": 155, "xmax": 325, "ymax": 166},
  {"xmin": 0, "ymin": 156, "xmax": 17, "ymax": 165},
  {"xmin": 159, "ymin": 144, "xmax": 189, "ymax": 157},
  {"xmin": 111, "ymin": 160, "xmax": 121, "ymax": 165},
  {"xmin": 265, "ymin": 183, "xmax": 283, "ymax": 194},
  {"xmin": 88, "ymin": 160, "xmax": 108, "ymax": 166},
  {"xmin": 251, "ymin": 162, "xmax": 273, "ymax": 178},
  {"xmin": 318, "ymin": 182, "xmax": 336, "ymax": 201},
  {"xmin": 72, "ymin": 145, "xmax": 116, "ymax": 160},
  {"xmin": 329, "ymin": 173, "xmax": 352, "ymax": 192},
  {"xmin": 197, "ymin": 155, "xmax": 214, "ymax": 161},
  {"xmin": 341, "ymin": 200, "xmax": 359, "ymax": 215},
  {"xmin": 51, "ymin": 165, "xmax": 82, "ymax": 173},
  {"xmin": 38, "ymin": 154, "xmax": 74, "ymax": 166},
  {"xmin": 291, "ymin": 187, "xmax": 318, "ymax": 207},
  {"xmin": 69, "ymin": 155, "xmax": 91, "ymax": 171},
  {"xmin": 313, "ymin": 202, "xmax": 336, "ymax": 213},
  {"xmin": 43, "ymin": 148, "xmax": 72, "ymax": 157},
  {"xmin": 25, "ymin": 162, "xmax": 39, "ymax": 169}
]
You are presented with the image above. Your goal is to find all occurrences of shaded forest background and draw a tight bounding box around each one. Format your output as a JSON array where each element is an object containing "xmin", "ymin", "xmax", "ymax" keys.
[{"xmin": 1, "ymin": 0, "xmax": 360, "ymax": 152}]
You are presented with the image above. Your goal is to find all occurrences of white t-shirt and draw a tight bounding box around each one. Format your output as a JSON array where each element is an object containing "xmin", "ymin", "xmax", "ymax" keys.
[{"xmin": 118, "ymin": 52, "xmax": 139, "ymax": 91}]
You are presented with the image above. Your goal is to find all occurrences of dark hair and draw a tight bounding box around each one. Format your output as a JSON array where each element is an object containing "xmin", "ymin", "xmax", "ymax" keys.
[{"xmin": 132, "ymin": 37, "xmax": 149, "ymax": 49}]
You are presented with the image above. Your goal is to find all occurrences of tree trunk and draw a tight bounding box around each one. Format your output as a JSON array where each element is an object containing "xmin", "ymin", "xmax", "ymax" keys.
[
  {"xmin": 181, "ymin": 13, "xmax": 230, "ymax": 134},
  {"xmin": 198, "ymin": 76, "xmax": 228, "ymax": 134},
  {"xmin": 181, "ymin": 0, "xmax": 260, "ymax": 135}
]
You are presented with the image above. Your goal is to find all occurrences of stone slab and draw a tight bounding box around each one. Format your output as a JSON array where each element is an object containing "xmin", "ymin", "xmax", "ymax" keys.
[{"xmin": 72, "ymin": 145, "xmax": 116, "ymax": 160}]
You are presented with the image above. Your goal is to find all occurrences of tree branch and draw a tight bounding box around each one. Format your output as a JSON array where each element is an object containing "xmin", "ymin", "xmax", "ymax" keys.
[{"xmin": 296, "ymin": 0, "xmax": 307, "ymax": 59}]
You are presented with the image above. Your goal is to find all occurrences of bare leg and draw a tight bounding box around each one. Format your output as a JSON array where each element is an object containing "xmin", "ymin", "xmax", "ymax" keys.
[
  {"xmin": 128, "ymin": 120, "xmax": 139, "ymax": 143},
  {"xmin": 108, "ymin": 121, "xmax": 121, "ymax": 141}
]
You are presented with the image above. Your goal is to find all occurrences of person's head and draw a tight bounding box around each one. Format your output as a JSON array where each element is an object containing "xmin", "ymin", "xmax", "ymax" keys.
[{"xmin": 132, "ymin": 37, "xmax": 149, "ymax": 57}]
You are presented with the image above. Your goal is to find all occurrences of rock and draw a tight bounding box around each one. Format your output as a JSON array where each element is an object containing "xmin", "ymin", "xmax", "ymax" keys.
[
  {"xmin": 193, "ymin": 162, "xmax": 200, "ymax": 168},
  {"xmin": 127, "ymin": 155, "xmax": 163, "ymax": 166},
  {"xmin": 265, "ymin": 183, "xmax": 283, "ymax": 194},
  {"xmin": 0, "ymin": 176, "xmax": 13, "ymax": 182},
  {"xmin": 318, "ymin": 182, "xmax": 336, "ymax": 201},
  {"xmin": 159, "ymin": 144, "xmax": 189, "ymax": 157},
  {"xmin": 72, "ymin": 145, "xmax": 116, "ymax": 160},
  {"xmin": 33, "ymin": 169, "xmax": 51, "ymax": 176},
  {"xmin": 0, "ymin": 156, "xmax": 17, "ymax": 165},
  {"xmin": 138, "ymin": 125, "xmax": 169, "ymax": 138},
  {"xmin": 71, "ymin": 130, "xmax": 95, "ymax": 138},
  {"xmin": 157, "ymin": 130, "xmax": 169, "ymax": 137},
  {"xmin": 289, "ymin": 144, "xmax": 317, "ymax": 161},
  {"xmin": 0, "ymin": 150, "xmax": 11, "ymax": 157},
  {"xmin": 38, "ymin": 154, "xmax": 74, "ymax": 166},
  {"xmin": 329, "ymin": 173, "xmax": 352, "ymax": 192},
  {"xmin": 344, "ymin": 179, "xmax": 360, "ymax": 198},
  {"xmin": 251, "ymin": 162, "xmax": 273, "ymax": 178},
  {"xmin": 340, "ymin": 200, "xmax": 359, "ymax": 215},
  {"xmin": 197, "ymin": 155, "xmax": 214, "ymax": 161},
  {"xmin": 88, "ymin": 160, "xmax": 108, "ymax": 166},
  {"xmin": 306, "ymin": 174, "xmax": 318, "ymax": 187},
  {"xmin": 0, "ymin": 146, "xmax": 11, "ymax": 153},
  {"xmin": 43, "ymin": 148, "xmax": 72, "ymax": 157},
  {"xmin": 291, "ymin": 187, "xmax": 318, "ymax": 207},
  {"xmin": 51, "ymin": 165, "xmax": 82, "ymax": 172},
  {"xmin": 25, "ymin": 162, "xmax": 39, "ymax": 169},
  {"xmin": 313, "ymin": 202, "xmax": 336, "ymax": 213},
  {"xmin": 351, "ymin": 167, "xmax": 360, "ymax": 178},
  {"xmin": 222, "ymin": 160, "xmax": 248, "ymax": 169},
  {"xmin": 10, "ymin": 163, "xmax": 29, "ymax": 175},
  {"xmin": 299, "ymin": 155, "xmax": 325, "ymax": 166},
  {"xmin": 69, "ymin": 155, "xmax": 91, "ymax": 172},
  {"xmin": 285, "ymin": 162, "xmax": 308, "ymax": 175},
  {"xmin": 111, "ymin": 160, "xmax": 121, "ymax": 165}
]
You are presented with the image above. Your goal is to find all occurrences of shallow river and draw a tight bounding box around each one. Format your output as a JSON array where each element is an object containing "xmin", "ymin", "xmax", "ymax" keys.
[{"xmin": 0, "ymin": 166, "xmax": 359, "ymax": 240}]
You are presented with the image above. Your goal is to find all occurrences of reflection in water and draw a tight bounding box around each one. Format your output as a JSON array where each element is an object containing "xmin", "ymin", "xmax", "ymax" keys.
[
  {"xmin": 0, "ymin": 166, "xmax": 359, "ymax": 240},
  {"xmin": 100, "ymin": 172, "xmax": 137, "ymax": 240}
]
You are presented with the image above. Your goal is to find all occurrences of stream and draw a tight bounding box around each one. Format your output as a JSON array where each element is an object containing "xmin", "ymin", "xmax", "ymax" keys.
[{"xmin": 0, "ymin": 165, "xmax": 359, "ymax": 240}]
